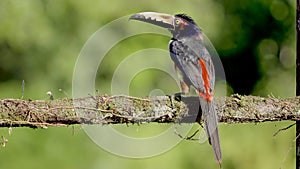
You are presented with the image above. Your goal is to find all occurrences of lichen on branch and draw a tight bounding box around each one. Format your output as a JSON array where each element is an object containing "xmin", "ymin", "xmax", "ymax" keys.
[{"xmin": 0, "ymin": 94, "xmax": 299, "ymax": 128}]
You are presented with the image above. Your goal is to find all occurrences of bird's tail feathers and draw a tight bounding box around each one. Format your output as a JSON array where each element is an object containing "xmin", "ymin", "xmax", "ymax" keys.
[{"xmin": 199, "ymin": 99, "xmax": 222, "ymax": 165}]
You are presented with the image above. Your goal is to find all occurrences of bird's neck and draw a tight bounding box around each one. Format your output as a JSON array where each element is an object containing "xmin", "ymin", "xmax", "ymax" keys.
[
  {"xmin": 176, "ymin": 33, "xmax": 203, "ymax": 44},
  {"xmin": 174, "ymin": 28, "xmax": 203, "ymax": 42},
  {"xmin": 174, "ymin": 32, "xmax": 205, "ymax": 54}
]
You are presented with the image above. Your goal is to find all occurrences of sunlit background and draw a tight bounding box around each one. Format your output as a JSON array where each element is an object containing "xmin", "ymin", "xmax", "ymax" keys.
[{"xmin": 0, "ymin": 0, "xmax": 296, "ymax": 168}]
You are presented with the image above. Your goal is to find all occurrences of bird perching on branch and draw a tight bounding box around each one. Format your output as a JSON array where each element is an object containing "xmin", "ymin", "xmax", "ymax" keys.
[{"xmin": 130, "ymin": 12, "xmax": 222, "ymax": 166}]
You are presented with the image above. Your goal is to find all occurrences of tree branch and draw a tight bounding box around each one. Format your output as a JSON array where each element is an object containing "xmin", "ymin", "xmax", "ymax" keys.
[{"xmin": 0, "ymin": 94, "xmax": 299, "ymax": 128}]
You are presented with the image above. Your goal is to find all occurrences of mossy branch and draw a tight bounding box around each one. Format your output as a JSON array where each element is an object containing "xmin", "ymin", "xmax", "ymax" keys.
[{"xmin": 0, "ymin": 94, "xmax": 299, "ymax": 128}]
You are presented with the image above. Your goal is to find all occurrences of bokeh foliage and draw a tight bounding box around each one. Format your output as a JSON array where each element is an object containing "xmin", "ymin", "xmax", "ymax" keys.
[{"xmin": 0, "ymin": 0, "xmax": 296, "ymax": 169}]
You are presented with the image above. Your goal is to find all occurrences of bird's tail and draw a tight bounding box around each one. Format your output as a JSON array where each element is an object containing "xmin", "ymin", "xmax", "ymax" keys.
[{"xmin": 199, "ymin": 99, "xmax": 222, "ymax": 166}]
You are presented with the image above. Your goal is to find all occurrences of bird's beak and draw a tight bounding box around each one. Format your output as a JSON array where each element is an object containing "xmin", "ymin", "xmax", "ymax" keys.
[{"xmin": 129, "ymin": 12, "xmax": 175, "ymax": 30}]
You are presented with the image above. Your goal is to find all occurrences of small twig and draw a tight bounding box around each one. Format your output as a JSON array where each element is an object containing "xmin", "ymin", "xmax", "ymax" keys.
[
  {"xmin": 174, "ymin": 126, "xmax": 201, "ymax": 141},
  {"xmin": 186, "ymin": 129, "xmax": 200, "ymax": 140},
  {"xmin": 279, "ymin": 129, "xmax": 300, "ymax": 169},
  {"xmin": 1, "ymin": 136, "xmax": 8, "ymax": 147},
  {"xmin": 273, "ymin": 123, "xmax": 296, "ymax": 137}
]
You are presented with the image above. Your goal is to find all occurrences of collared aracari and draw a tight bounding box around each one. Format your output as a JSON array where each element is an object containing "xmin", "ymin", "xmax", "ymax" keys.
[{"xmin": 130, "ymin": 12, "xmax": 222, "ymax": 166}]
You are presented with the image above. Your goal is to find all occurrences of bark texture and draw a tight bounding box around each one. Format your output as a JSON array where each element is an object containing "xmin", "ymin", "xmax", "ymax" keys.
[{"xmin": 0, "ymin": 94, "xmax": 299, "ymax": 128}]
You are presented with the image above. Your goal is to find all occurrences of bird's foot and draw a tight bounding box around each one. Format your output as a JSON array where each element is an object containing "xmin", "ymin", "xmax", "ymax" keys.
[
  {"xmin": 174, "ymin": 92, "xmax": 183, "ymax": 101},
  {"xmin": 167, "ymin": 92, "xmax": 186, "ymax": 108}
]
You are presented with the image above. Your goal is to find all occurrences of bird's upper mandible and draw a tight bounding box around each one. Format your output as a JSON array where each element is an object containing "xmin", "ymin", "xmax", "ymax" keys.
[{"xmin": 130, "ymin": 12, "xmax": 202, "ymax": 39}]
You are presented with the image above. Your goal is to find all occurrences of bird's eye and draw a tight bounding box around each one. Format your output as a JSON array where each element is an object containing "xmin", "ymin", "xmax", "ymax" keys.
[{"xmin": 175, "ymin": 19, "xmax": 181, "ymax": 25}]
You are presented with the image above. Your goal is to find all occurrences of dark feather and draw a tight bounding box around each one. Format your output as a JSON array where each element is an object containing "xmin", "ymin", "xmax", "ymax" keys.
[{"xmin": 175, "ymin": 14, "xmax": 196, "ymax": 24}]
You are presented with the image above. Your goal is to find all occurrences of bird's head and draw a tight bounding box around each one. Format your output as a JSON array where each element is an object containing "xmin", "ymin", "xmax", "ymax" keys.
[{"xmin": 130, "ymin": 12, "xmax": 202, "ymax": 39}]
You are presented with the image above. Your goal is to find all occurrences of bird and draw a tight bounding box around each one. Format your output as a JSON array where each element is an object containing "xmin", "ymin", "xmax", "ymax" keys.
[{"xmin": 130, "ymin": 12, "xmax": 222, "ymax": 167}]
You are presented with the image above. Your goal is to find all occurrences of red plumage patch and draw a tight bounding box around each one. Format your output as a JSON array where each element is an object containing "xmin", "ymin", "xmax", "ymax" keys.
[{"xmin": 198, "ymin": 59, "xmax": 213, "ymax": 102}]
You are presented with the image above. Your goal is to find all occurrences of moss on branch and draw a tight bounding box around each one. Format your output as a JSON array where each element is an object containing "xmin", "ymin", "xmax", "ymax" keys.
[{"xmin": 0, "ymin": 94, "xmax": 299, "ymax": 128}]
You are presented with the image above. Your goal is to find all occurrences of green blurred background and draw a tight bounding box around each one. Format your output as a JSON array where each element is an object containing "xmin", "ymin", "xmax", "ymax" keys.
[{"xmin": 0, "ymin": 0, "xmax": 296, "ymax": 169}]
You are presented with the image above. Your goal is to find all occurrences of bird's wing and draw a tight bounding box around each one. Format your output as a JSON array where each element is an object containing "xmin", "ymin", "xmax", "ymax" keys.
[
  {"xmin": 170, "ymin": 39, "xmax": 222, "ymax": 165},
  {"xmin": 169, "ymin": 39, "xmax": 215, "ymax": 93}
]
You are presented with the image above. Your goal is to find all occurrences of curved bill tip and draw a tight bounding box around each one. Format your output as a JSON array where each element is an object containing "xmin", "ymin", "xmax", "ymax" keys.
[{"xmin": 129, "ymin": 13, "xmax": 145, "ymax": 20}]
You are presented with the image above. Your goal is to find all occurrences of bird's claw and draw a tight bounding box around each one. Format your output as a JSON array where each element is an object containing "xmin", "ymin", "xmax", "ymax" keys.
[{"xmin": 174, "ymin": 92, "xmax": 183, "ymax": 101}]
